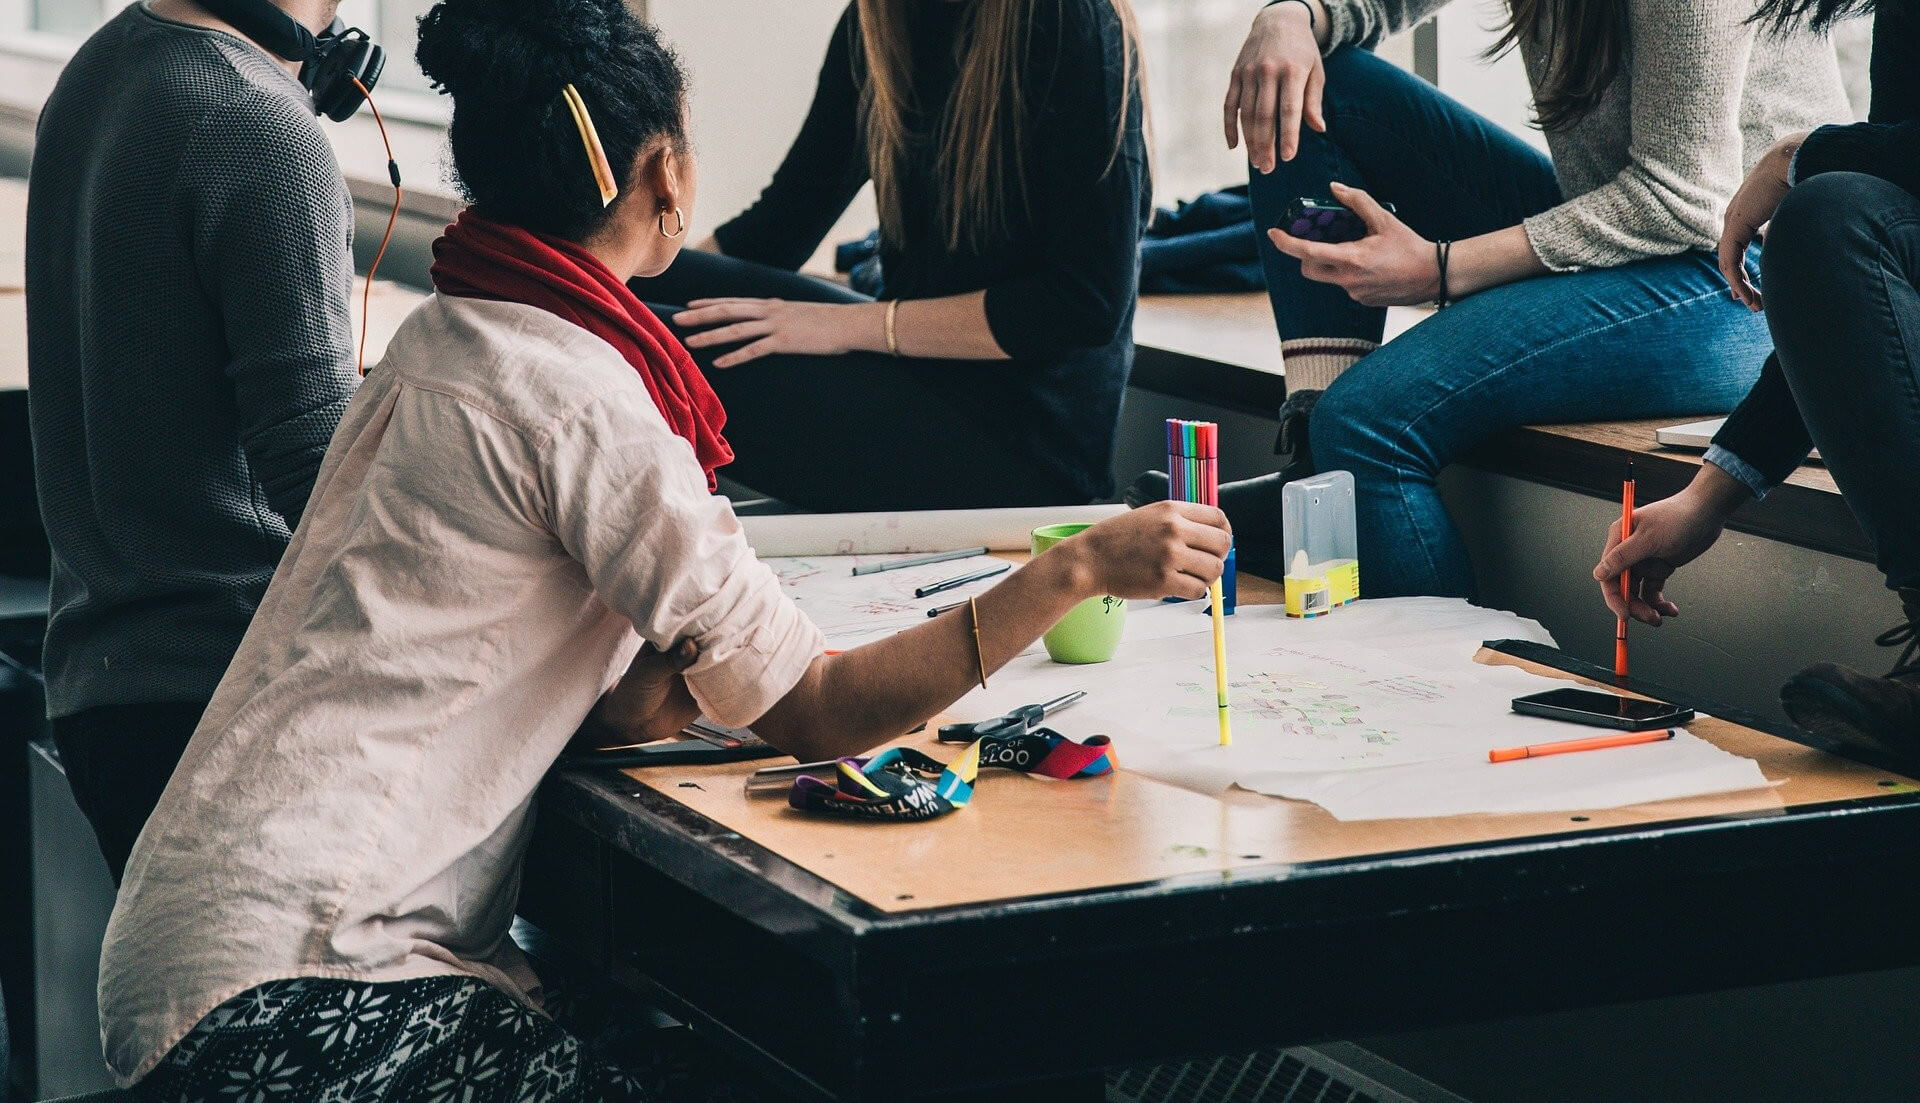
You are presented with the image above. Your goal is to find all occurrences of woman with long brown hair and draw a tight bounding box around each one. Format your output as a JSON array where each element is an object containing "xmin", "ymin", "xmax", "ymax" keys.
[
  {"xmin": 635, "ymin": 0, "xmax": 1148, "ymax": 512},
  {"xmin": 1133, "ymin": 0, "xmax": 1848, "ymax": 597}
]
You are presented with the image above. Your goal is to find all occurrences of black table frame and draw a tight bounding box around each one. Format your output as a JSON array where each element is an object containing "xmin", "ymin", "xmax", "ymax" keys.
[{"xmin": 520, "ymin": 641, "xmax": 1920, "ymax": 1102}]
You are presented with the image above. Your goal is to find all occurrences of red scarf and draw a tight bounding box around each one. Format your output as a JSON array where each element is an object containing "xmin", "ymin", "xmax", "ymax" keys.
[{"xmin": 430, "ymin": 210, "xmax": 733, "ymax": 488}]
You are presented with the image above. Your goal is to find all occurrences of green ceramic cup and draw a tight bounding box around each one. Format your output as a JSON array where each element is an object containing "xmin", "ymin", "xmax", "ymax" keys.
[{"xmin": 1032, "ymin": 523, "xmax": 1126, "ymax": 664}]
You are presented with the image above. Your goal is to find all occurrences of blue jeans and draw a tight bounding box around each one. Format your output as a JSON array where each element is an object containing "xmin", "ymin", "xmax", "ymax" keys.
[{"xmin": 1249, "ymin": 48, "xmax": 1772, "ymax": 597}]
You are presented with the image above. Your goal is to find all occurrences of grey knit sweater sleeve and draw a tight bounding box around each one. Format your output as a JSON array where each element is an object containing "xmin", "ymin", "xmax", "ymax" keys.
[
  {"xmin": 1317, "ymin": 0, "xmax": 1448, "ymax": 52},
  {"xmin": 1518, "ymin": 0, "xmax": 1758, "ymax": 271},
  {"xmin": 179, "ymin": 86, "xmax": 357, "ymax": 526}
]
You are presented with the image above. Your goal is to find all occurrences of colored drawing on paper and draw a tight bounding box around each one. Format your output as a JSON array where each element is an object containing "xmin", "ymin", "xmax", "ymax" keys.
[{"xmin": 1168, "ymin": 671, "xmax": 1400, "ymax": 753}]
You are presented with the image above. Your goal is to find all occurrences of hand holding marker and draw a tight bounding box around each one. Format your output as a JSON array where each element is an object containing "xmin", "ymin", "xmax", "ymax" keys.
[
  {"xmin": 1615, "ymin": 462, "xmax": 1635, "ymax": 682},
  {"xmin": 1168, "ymin": 419, "xmax": 1233, "ymax": 746}
]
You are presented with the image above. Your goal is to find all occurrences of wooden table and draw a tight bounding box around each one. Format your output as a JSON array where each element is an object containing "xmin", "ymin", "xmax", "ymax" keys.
[{"xmin": 520, "ymin": 577, "xmax": 1920, "ymax": 1102}]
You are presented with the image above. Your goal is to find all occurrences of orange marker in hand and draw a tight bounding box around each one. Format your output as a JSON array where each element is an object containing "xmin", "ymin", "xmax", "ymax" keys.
[{"xmin": 1614, "ymin": 462, "xmax": 1636, "ymax": 682}]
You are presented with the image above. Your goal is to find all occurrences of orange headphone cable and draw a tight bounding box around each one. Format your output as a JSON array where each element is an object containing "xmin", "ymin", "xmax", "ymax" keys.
[{"xmin": 352, "ymin": 76, "xmax": 403, "ymax": 377}]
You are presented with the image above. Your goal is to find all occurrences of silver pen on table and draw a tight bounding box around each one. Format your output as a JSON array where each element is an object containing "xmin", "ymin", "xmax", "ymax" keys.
[
  {"xmin": 913, "ymin": 562, "xmax": 1011, "ymax": 599},
  {"xmin": 851, "ymin": 547, "xmax": 990, "ymax": 576}
]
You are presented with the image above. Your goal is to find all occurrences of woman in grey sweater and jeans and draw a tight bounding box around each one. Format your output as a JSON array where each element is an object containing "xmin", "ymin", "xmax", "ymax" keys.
[{"xmin": 1146, "ymin": 0, "xmax": 1849, "ymax": 598}]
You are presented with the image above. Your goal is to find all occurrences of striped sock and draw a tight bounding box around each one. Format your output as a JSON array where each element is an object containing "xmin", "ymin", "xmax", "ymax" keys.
[{"xmin": 1280, "ymin": 338, "xmax": 1377, "ymax": 394}]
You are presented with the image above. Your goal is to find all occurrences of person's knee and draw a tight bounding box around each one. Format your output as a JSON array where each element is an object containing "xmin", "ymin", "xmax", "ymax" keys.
[
  {"xmin": 1321, "ymin": 44, "xmax": 1388, "ymax": 87},
  {"xmin": 1764, "ymin": 172, "xmax": 1915, "ymax": 301},
  {"xmin": 1308, "ymin": 376, "xmax": 1391, "ymax": 470},
  {"xmin": 1318, "ymin": 46, "xmax": 1415, "ymax": 122}
]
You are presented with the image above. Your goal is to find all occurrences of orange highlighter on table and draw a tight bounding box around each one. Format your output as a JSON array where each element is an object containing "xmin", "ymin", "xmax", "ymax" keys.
[{"xmin": 1489, "ymin": 727, "xmax": 1675, "ymax": 764}]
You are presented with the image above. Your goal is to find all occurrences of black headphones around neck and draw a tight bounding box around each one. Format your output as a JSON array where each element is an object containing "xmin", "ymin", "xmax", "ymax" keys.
[{"xmin": 194, "ymin": 0, "xmax": 386, "ymax": 122}]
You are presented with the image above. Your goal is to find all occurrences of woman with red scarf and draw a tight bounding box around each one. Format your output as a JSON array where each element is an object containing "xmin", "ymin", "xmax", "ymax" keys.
[{"xmin": 94, "ymin": 1, "xmax": 1229, "ymax": 1099}]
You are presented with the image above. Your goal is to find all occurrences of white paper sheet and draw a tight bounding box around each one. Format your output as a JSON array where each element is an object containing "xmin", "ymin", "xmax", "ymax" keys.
[
  {"xmin": 961, "ymin": 631, "xmax": 1580, "ymax": 774},
  {"xmin": 934, "ymin": 598, "xmax": 1767, "ymax": 817},
  {"xmin": 763, "ymin": 553, "xmax": 1010, "ymax": 649},
  {"xmin": 1237, "ymin": 731, "xmax": 1774, "ymax": 820},
  {"xmin": 741, "ymin": 505, "xmax": 1125, "ymax": 557},
  {"xmin": 954, "ymin": 600, "xmax": 1555, "ymax": 724}
]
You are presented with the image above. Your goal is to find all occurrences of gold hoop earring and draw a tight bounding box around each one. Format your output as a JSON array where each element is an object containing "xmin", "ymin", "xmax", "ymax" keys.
[{"xmin": 658, "ymin": 207, "xmax": 686, "ymax": 239}]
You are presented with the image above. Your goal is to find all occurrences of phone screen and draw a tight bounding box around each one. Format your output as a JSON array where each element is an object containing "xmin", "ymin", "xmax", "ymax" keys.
[{"xmin": 1520, "ymin": 688, "xmax": 1679, "ymax": 722}]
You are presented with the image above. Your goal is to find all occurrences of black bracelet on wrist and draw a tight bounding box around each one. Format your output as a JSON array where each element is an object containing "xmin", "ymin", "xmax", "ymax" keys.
[
  {"xmin": 1434, "ymin": 239, "xmax": 1453, "ymax": 308},
  {"xmin": 1265, "ymin": 0, "xmax": 1315, "ymax": 32}
]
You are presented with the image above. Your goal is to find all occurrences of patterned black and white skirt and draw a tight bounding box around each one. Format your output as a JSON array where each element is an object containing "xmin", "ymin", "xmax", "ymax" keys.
[{"xmin": 134, "ymin": 975, "xmax": 724, "ymax": 1102}]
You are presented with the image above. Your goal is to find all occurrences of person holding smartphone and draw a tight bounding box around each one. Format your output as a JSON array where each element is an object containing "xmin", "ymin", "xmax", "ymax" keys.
[
  {"xmin": 1133, "ymin": 0, "xmax": 1847, "ymax": 595},
  {"xmin": 1597, "ymin": 0, "xmax": 1920, "ymax": 761}
]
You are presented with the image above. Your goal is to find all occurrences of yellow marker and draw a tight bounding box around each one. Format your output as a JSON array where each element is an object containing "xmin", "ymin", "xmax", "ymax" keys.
[{"xmin": 1209, "ymin": 577, "xmax": 1231, "ymax": 746}]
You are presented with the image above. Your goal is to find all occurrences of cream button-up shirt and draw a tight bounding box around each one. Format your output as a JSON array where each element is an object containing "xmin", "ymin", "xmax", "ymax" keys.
[{"xmin": 98, "ymin": 294, "xmax": 825, "ymax": 1085}]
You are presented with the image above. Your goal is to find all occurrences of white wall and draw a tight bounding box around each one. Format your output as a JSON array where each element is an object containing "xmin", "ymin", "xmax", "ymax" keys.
[
  {"xmin": 647, "ymin": 0, "xmax": 877, "ymax": 249},
  {"xmin": 1431, "ymin": 0, "xmax": 1542, "ymax": 150}
]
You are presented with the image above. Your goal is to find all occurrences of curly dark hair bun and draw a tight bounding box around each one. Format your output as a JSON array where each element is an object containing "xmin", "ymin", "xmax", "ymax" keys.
[
  {"xmin": 417, "ymin": 0, "xmax": 633, "ymax": 103},
  {"xmin": 416, "ymin": 0, "xmax": 688, "ymax": 239}
]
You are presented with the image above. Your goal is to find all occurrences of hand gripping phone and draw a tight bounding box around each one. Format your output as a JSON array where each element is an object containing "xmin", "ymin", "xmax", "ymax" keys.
[{"xmin": 1279, "ymin": 196, "xmax": 1396, "ymax": 244}]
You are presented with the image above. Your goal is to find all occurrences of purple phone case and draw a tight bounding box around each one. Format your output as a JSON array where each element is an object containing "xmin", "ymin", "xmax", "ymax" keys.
[{"xmin": 1287, "ymin": 206, "xmax": 1368, "ymax": 244}]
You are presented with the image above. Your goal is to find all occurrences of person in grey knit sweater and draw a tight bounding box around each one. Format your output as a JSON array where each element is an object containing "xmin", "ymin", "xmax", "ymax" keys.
[
  {"xmin": 26, "ymin": 0, "xmax": 359, "ymax": 880},
  {"xmin": 1135, "ymin": 0, "xmax": 1849, "ymax": 598}
]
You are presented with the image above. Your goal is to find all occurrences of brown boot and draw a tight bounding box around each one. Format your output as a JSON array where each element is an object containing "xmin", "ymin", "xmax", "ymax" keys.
[{"xmin": 1780, "ymin": 587, "xmax": 1920, "ymax": 760}]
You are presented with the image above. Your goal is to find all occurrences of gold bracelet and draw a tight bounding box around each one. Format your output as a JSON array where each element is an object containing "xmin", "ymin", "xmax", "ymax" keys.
[
  {"xmin": 969, "ymin": 596, "xmax": 988, "ymax": 689},
  {"xmin": 884, "ymin": 299, "xmax": 902, "ymax": 357}
]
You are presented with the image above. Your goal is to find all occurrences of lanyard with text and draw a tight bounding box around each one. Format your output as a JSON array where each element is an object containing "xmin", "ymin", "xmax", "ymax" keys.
[{"xmin": 788, "ymin": 727, "xmax": 1117, "ymax": 822}]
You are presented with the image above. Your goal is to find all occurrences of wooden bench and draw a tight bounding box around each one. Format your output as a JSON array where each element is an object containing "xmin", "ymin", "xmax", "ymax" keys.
[{"xmin": 1128, "ymin": 291, "xmax": 1868, "ymax": 562}]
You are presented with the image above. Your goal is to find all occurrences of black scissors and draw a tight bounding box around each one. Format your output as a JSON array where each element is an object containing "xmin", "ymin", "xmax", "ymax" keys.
[
  {"xmin": 557, "ymin": 719, "xmax": 783, "ymax": 769},
  {"xmin": 936, "ymin": 691, "xmax": 1086, "ymax": 744}
]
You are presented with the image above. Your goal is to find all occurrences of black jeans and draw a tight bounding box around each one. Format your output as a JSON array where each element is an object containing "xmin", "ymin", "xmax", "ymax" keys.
[
  {"xmin": 632, "ymin": 250, "xmax": 1086, "ymax": 512},
  {"xmin": 1765, "ymin": 172, "xmax": 1920, "ymax": 592},
  {"xmin": 51, "ymin": 700, "xmax": 204, "ymax": 883}
]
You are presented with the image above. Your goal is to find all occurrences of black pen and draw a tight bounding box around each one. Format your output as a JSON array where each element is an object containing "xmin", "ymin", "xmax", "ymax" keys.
[
  {"xmin": 927, "ymin": 600, "xmax": 968, "ymax": 618},
  {"xmin": 914, "ymin": 562, "xmax": 1011, "ymax": 599}
]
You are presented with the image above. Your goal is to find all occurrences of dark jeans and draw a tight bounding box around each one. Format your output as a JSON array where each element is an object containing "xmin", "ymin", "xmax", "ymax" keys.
[
  {"xmin": 1764, "ymin": 171, "xmax": 1920, "ymax": 593},
  {"xmin": 1246, "ymin": 48, "xmax": 1772, "ymax": 597},
  {"xmin": 51, "ymin": 700, "xmax": 204, "ymax": 883},
  {"xmin": 633, "ymin": 250, "xmax": 1086, "ymax": 512}
]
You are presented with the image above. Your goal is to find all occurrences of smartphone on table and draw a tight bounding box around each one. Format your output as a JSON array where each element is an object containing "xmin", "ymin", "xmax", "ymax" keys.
[
  {"xmin": 1279, "ymin": 196, "xmax": 1398, "ymax": 244},
  {"xmin": 1510, "ymin": 688, "xmax": 1695, "ymax": 731}
]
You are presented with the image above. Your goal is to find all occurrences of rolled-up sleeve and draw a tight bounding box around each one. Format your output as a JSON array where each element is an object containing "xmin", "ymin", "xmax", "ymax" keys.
[
  {"xmin": 1706, "ymin": 351, "xmax": 1812, "ymax": 499},
  {"xmin": 1521, "ymin": 0, "xmax": 1753, "ymax": 271},
  {"xmin": 542, "ymin": 388, "xmax": 824, "ymax": 727}
]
